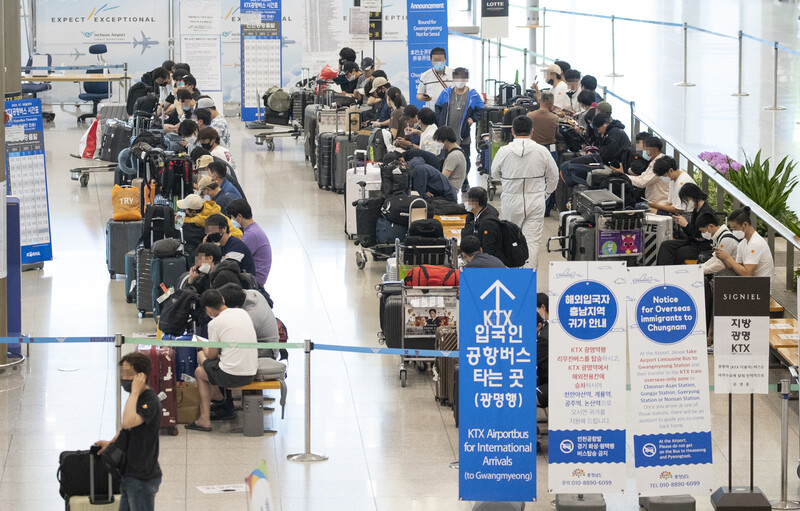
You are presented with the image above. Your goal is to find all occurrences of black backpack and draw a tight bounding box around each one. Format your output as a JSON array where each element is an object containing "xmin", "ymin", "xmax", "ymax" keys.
[
  {"xmin": 380, "ymin": 161, "xmax": 411, "ymax": 196},
  {"xmin": 140, "ymin": 204, "xmax": 178, "ymax": 248},
  {"xmin": 594, "ymin": 172, "xmax": 637, "ymax": 208},
  {"xmin": 558, "ymin": 123, "xmax": 585, "ymax": 153},
  {"xmin": 158, "ymin": 287, "xmax": 209, "ymax": 336},
  {"xmin": 158, "ymin": 154, "xmax": 193, "ymax": 199},
  {"xmin": 126, "ymin": 82, "xmax": 151, "ymax": 116},
  {"xmin": 58, "ymin": 449, "xmax": 120, "ymax": 501},
  {"xmin": 131, "ymin": 130, "xmax": 165, "ymax": 151},
  {"xmin": 132, "ymin": 92, "xmax": 158, "ymax": 117},
  {"xmin": 381, "ymin": 194, "xmax": 413, "ymax": 226},
  {"xmin": 484, "ymin": 218, "xmax": 529, "ymax": 268},
  {"xmin": 502, "ymin": 106, "xmax": 529, "ymax": 142},
  {"xmin": 408, "ymin": 219, "xmax": 444, "ymax": 238}
]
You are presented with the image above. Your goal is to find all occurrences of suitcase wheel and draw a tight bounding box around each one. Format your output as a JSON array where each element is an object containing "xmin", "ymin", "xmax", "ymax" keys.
[
  {"xmin": 109, "ymin": 272, "xmax": 115, "ymax": 279},
  {"xmin": 169, "ymin": 426, "xmax": 179, "ymax": 436},
  {"xmin": 79, "ymin": 174, "xmax": 89, "ymax": 187},
  {"xmin": 355, "ymin": 251, "xmax": 366, "ymax": 270},
  {"xmin": 138, "ymin": 310, "xmax": 145, "ymax": 319},
  {"xmin": 266, "ymin": 140, "xmax": 275, "ymax": 151},
  {"xmin": 400, "ymin": 368, "xmax": 407, "ymax": 387},
  {"xmin": 126, "ymin": 296, "xmax": 134, "ymax": 304}
]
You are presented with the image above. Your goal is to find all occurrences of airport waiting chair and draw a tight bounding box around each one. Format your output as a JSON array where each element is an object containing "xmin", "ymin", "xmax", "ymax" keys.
[
  {"xmin": 77, "ymin": 44, "xmax": 110, "ymax": 123},
  {"xmin": 22, "ymin": 54, "xmax": 55, "ymax": 122}
]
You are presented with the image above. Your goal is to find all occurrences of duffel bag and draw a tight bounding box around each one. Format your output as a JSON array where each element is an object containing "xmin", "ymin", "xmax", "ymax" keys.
[{"xmin": 404, "ymin": 264, "xmax": 459, "ymax": 287}]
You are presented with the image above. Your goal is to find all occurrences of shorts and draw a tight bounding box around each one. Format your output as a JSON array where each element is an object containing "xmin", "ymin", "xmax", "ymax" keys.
[{"xmin": 202, "ymin": 359, "xmax": 254, "ymax": 388}]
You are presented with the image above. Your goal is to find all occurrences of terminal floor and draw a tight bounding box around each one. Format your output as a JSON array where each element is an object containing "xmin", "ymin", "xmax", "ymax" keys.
[{"xmin": 0, "ymin": 113, "xmax": 797, "ymax": 511}]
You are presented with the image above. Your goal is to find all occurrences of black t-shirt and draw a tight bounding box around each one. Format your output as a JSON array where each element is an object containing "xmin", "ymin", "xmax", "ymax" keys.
[{"xmin": 116, "ymin": 388, "xmax": 162, "ymax": 481}]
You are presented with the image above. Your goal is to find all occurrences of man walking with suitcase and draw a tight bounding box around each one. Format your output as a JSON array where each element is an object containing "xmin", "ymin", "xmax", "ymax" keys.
[
  {"xmin": 95, "ymin": 352, "xmax": 162, "ymax": 511},
  {"xmin": 491, "ymin": 116, "xmax": 559, "ymax": 269}
]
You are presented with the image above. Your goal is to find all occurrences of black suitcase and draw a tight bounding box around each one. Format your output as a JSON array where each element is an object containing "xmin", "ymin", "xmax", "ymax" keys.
[
  {"xmin": 124, "ymin": 250, "xmax": 137, "ymax": 303},
  {"xmin": 316, "ymin": 132, "xmax": 336, "ymax": 189},
  {"xmin": 58, "ymin": 447, "xmax": 120, "ymax": 504},
  {"xmin": 98, "ymin": 121, "xmax": 132, "ymax": 163},
  {"xmin": 453, "ymin": 363, "xmax": 459, "ymax": 427},
  {"xmin": 136, "ymin": 247, "xmax": 154, "ymax": 318},
  {"xmin": 499, "ymin": 83, "xmax": 522, "ymax": 106},
  {"xmin": 331, "ymin": 111, "xmax": 361, "ymax": 193},
  {"xmin": 151, "ymin": 256, "xmax": 188, "ymax": 318},
  {"xmin": 569, "ymin": 221, "xmax": 596, "ymax": 262},
  {"xmin": 304, "ymin": 104, "xmax": 318, "ymax": 164},
  {"xmin": 292, "ymin": 90, "xmax": 314, "ymax": 126},
  {"xmin": 355, "ymin": 197, "xmax": 384, "ymax": 248},
  {"xmin": 105, "ymin": 219, "xmax": 143, "ymax": 279}
]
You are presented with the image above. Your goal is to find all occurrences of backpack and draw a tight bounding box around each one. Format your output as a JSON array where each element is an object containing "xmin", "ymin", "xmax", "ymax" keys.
[
  {"xmin": 158, "ymin": 287, "xmax": 203, "ymax": 336},
  {"xmin": 593, "ymin": 172, "xmax": 637, "ymax": 208},
  {"xmin": 139, "ymin": 204, "xmax": 178, "ymax": 248},
  {"xmin": 369, "ymin": 128, "xmax": 388, "ymax": 163},
  {"xmin": 558, "ymin": 123, "xmax": 585, "ymax": 153},
  {"xmin": 380, "ymin": 161, "xmax": 411, "ymax": 196},
  {"xmin": 408, "ymin": 219, "xmax": 444, "ymax": 238},
  {"xmin": 126, "ymin": 81, "xmax": 151, "ymax": 116},
  {"xmin": 264, "ymin": 87, "xmax": 292, "ymax": 113},
  {"xmin": 381, "ymin": 194, "xmax": 413, "ymax": 226},
  {"xmin": 502, "ymin": 106, "xmax": 530, "ymax": 142},
  {"xmin": 426, "ymin": 197, "xmax": 468, "ymax": 216},
  {"xmin": 483, "ymin": 218, "xmax": 529, "ymax": 268},
  {"xmin": 404, "ymin": 265, "xmax": 460, "ymax": 287},
  {"xmin": 152, "ymin": 238, "xmax": 184, "ymax": 258},
  {"xmin": 131, "ymin": 92, "xmax": 158, "ymax": 117},
  {"xmin": 131, "ymin": 130, "xmax": 166, "ymax": 151},
  {"xmin": 159, "ymin": 154, "xmax": 193, "ymax": 199}
]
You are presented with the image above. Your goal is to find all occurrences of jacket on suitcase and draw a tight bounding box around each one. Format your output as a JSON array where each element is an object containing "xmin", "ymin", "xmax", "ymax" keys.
[
  {"xmin": 434, "ymin": 326, "xmax": 458, "ymax": 406},
  {"xmin": 105, "ymin": 219, "xmax": 143, "ymax": 278},
  {"xmin": 138, "ymin": 345, "xmax": 177, "ymax": 433}
]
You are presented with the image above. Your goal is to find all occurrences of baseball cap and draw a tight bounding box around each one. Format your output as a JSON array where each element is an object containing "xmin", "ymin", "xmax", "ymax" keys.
[
  {"xmin": 196, "ymin": 155, "xmax": 214, "ymax": 169},
  {"xmin": 596, "ymin": 101, "xmax": 613, "ymax": 114},
  {"xmin": 371, "ymin": 77, "xmax": 389, "ymax": 89},
  {"xmin": 544, "ymin": 64, "xmax": 562, "ymax": 76},
  {"xmin": 361, "ymin": 57, "xmax": 374, "ymax": 70},
  {"xmin": 176, "ymin": 194, "xmax": 204, "ymax": 211},
  {"xmin": 197, "ymin": 97, "xmax": 215, "ymax": 109},
  {"xmin": 197, "ymin": 176, "xmax": 215, "ymax": 192}
]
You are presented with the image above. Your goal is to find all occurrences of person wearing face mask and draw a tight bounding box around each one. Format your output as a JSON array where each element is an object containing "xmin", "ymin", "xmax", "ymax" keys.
[
  {"xmin": 197, "ymin": 176, "xmax": 233, "ymax": 216},
  {"xmin": 94, "ymin": 352, "xmax": 162, "ymax": 510},
  {"xmin": 176, "ymin": 119, "xmax": 198, "ymax": 153},
  {"xmin": 611, "ymin": 136, "xmax": 668, "ymax": 206},
  {"xmin": 461, "ymin": 187, "xmax": 502, "ymax": 255},
  {"xmin": 357, "ymin": 57, "xmax": 374, "ymax": 89},
  {"xmin": 695, "ymin": 212, "xmax": 740, "ymax": 275},
  {"xmin": 197, "ymin": 127, "xmax": 237, "ymax": 173},
  {"xmin": 656, "ymin": 183, "xmax": 714, "ymax": 265},
  {"xmin": 713, "ymin": 206, "xmax": 775, "ymax": 287},
  {"xmin": 178, "ymin": 194, "xmax": 243, "ymax": 254},
  {"xmin": 150, "ymin": 66, "xmax": 173, "ymax": 107},
  {"xmin": 163, "ymin": 88, "xmax": 195, "ymax": 133},
  {"xmin": 417, "ymin": 47, "xmax": 453, "ymax": 110},
  {"xmin": 650, "ymin": 156, "xmax": 692, "ymax": 215},
  {"xmin": 540, "ymin": 64, "xmax": 572, "ymax": 111},
  {"xmin": 181, "ymin": 74, "xmax": 202, "ymax": 100},
  {"xmin": 195, "ymin": 97, "xmax": 231, "ymax": 149},
  {"xmin": 205, "ymin": 214, "xmax": 256, "ymax": 277},
  {"xmin": 563, "ymin": 69, "xmax": 582, "ymax": 112},
  {"xmin": 338, "ymin": 47, "xmax": 357, "ymax": 69},
  {"xmin": 225, "ymin": 199, "xmax": 272, "ymax": 287}
]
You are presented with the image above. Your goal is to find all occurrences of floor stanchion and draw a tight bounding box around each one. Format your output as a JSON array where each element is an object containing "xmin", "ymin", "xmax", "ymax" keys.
[
  {"xmin": 770, "ymin": 379, "xmax": 800, "ymax": 509},
  {"xmin": 764, "ymin": 41, "xmax": 786, "ymax": 110},
  {"xmin": 674, "ymin": 22, "xmax": 696, "ymax": 87},
  {"xmin": 606, "ymin": 15, "xmax": 623, "ymax": 77},
  {"xmin": 732, "ymin": 30, "xmax": 748, "ymax": 97},
  {"xmin": 287, "ymin": 339, "xmax": 328, "ymax": 463}
]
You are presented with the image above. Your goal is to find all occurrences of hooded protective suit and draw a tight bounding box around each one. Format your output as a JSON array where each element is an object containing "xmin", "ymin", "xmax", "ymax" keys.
[{"xmin": 491, "ymin": 137, "xmax": 558, "ymax": 269}]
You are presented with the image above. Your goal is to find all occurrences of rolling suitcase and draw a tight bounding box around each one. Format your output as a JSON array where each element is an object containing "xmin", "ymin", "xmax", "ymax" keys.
[
  {"xmin": 642, "ymin": 213, "xmax": 673, "ymax": 266},
  {"xmin": 434, "ymin": 326, "xmax": 458, "ymax": 406},
  {"xmin": 355, "ymin": 196, "xmax": 384, "ymax": 247},
  {"xmin": 453, "ymin": 363, "xmax": 459, "ymax": 427},
  {"xmin": 151, "ymin": 256, "xmax": 188, "ymax": 318},
  {"xmin": 304, "ymin": 104, "xmax": 319, "ymax": 164},
  {"xmin": 331, "ymin": 111, "xmax": 361, "ymax": 193},
  {"xmin": 292, "ymin": 89, "xmax": 314, "ymax": 126},
  {"xmin": 124, "ymin": 250, "xmax": 137, "ymax": 303},
  {"xmin": 58, "ymin": 448, "xmax": 120, "ymax": 508},
  {"xmin": 98, "ymin": 120, "xmax": 132, "ymax": 163},
  {"xmin": 138, "ymin": 345, "xmax": 178, "ymax": 435},
  {"xmin": 377, "ymin": 282, "xmax": 403, "ymax": 349},
  {"xmin": 316, "ymin": 132, "xmax": 336, "ymax": 189},
  {"xmin": 345, "ymin": 152, "xmax": 382, "ymax": 239},
  {"xmin": 136, "ymin": 247, "xmax": 154, "ymax": 318},
  {"xmin": 567, "ymin": 218, "xmax": 596, "ymax": 262},
  {"xmin": 575, "ymin": 189, "xmax": 623, "ymax": 222},
  {"xmin": 105, "ymin": 219, "xmax": 143, "ymax": 279}
]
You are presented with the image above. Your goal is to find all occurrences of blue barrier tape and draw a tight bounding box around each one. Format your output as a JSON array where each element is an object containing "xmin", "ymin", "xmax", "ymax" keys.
[
  {"xmin": 0, "ymin": 336, "xmax": 115, "ymax": 343},
  {"xmin": 614, "ymin": 16, "xmax": 683, "ymax": 28},
  {"xmin": 315, "ymin": 343, "xmax": 459, "ymax": 358},
  {"xmin": 777, "ymin": 44, "xmax": 800, "ymax": 58},
  {"xmin": 686, "ymin": 24, "xmax": 738, "ymax": 40},
  {"xmin": 603, "ymin": 89, "xmax": 632, "ymax": 105},
  {"xmin": 741, "ymin": 32, "xmax": 773, "ymax": 46},
  {"xmin": 126, "ymin": 338, "xmax": 303, "ymax": 350},
  {"xmin": 23, "ymin": 65, "xmax": 126, "ymax": 71}
]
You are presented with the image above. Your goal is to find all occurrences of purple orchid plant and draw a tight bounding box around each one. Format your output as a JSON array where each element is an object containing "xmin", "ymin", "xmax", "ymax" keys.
[{"xmin": 698, "ymin": 151, "xmax": 743, "ymax": 175}]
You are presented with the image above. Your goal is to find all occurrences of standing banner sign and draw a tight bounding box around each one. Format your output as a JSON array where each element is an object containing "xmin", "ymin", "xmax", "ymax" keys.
[
  {"xmin": 548, "ymin": 262, "xmax": 627, "ymax": 494},
  {"xmin": 240, "ymin": 0, "xmax": 282, "ymax": 122},
  {"xmin": 713, "ymin": 276, "xmax": 770, "ymax": 394},
  {"xmin": 406, "ymin": 1, "xmax": 449, "ymax": 108},
  {"xmin": 459, "ymin": 268, "xmax": 537, "ymax": 502},
  {"xmin": 4, "ymin": 98, "xmax": 53, "ymax": 266},
  {"xmin": 481, "ymin": 0, "xmax": 509, "ymax": 38},
  {"xmin": 179, "ymin": 0, "xmax": 224, "ymax": 109},
  {"xmin": 627, "ymin": 266, "xmax": 713, "ymax": 496},
  {"xmin": 245, "ymin": 461, "xmax": 275, "ymax": 510}
]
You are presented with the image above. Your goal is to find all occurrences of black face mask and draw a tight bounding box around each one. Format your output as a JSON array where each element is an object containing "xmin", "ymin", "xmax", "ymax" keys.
[
  {"xmin": 206, "ymin": 232, "xmax": 223, "ymax": 243},
  {"xmin": 201, "ymin": 142, "xmax": 213, "ymax": 150},
  {"xmin": 546, "ymin": 79, "xmax": 554, "ymax": 86},
  {"xmin": 377, "ymin": 90, "xmax": 386, "ymax": 99},
  {"xmin": 121, "ymin": 379, "xmax": 133, "ymax": 393}
]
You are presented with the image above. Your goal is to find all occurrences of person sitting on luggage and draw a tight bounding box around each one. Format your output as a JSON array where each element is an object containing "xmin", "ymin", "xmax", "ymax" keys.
[
  {"xmin": 334, "ymin": 61, "xmax": 361, "ymax": 95},
  {"xmin": 564, "ymin": 69, "xmax": 582, "ymax": 112},
  {"xmin": 198, "ymin": 127, "xmax": 237, "ymax": 173},
  {"xmin": 696, "ymin": 212, "xmax": 740, "ymax": 275},
  {"xmin": 656, "ymin": 183, "xmax": 715, "ymax": 265},
  {"xmin": 197, "ymin": 176, "xmax": 234, "ymax": 216},
  {"xmin": 387, "ymin": 153, "xmax": 457, "ymax": 202},
  {"xmin": 205, "ymin": 213, "xmax": 256, "ymax": 276},
  {"xmin": 394, "ymin": 104, "xmax": 419, "ymax": 145},
  {"xmin": 163, "ymin": 88, "xmax": 195, "ymax": 133},
  {"xmin": 573, "ymin": 89, "xmax": 596, "ymax": 136},
  {"xmin": 590, "ymin": 113, "xmax": 631, "ymax": 167},
  {"xmin": 434, "ymin": 126, "xmax": 468, "ymax": 192},
  {"xmin": 460, "ymin": 235, "xmax": 506, "ymax": 268},
  {"xmin": 526, "ymin": 92, "xmax": 559, "ymax": 163},
  {"xmin": 185, "ymin": 242, "xmax": 222, "ymax": 294},
  {"xmin": 611, "ymin": 136, "xmax": 668, "ymax": 206},
  {"xmin": 192, "ymin": 151, "xmax": 246, "ymax": 200},
  {"xmin": 649, "ymin": 156, "xmax": 692, "ymax": 215},
  {"xmin": 368, "ymin": 76, "xmax": 392, "ymax": 125},
  {"xmin": 225, "ymin": 199, "xmax": 273, "ymax": 287},
  {"xmin": 178, "ymin": 192, "xmax": 242, "ymax": 246},
  {"xmin": 461, "ymin": 186, "xmax": 499, "ymax": 238},
  {"xmin": 217, "ymin": 284, "xmax": 285, "ymax": 381},
  {"xmin": 208, "ymin": 161, "xmax": 243, "ymax": 200},
  {"xmin": 374, "ymin": 87, "xmax": 406, "ymax": 133},
  {"xmin": 537, "ymin": 292, "xmax": 550, "ymax": 323},
  {"xmin": 188, "ymin": 289, "xmax": 258, "ymax": 430},
  {"xmin": 95, "ymin": 352, "xmax": 162, "ymax": 510},
  {"xmin": 713, "ymin": 206, "xmax": 775, "ymax": 288},
  {"xmin": 580, "ymin": 74, "xmax": 604, "ymax": 104}
]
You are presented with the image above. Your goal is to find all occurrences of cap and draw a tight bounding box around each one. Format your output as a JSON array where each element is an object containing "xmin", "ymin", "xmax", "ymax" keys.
[
  {"xmin": 177, "ymin": 194, "xmax": 204, "ymax": 211},
  {"xmin": 596, "ymin": 101, "xmax": 613, "ymax": 114},
  {"xmin": 544, "ymin": 64, "xmax": 562, "ymax": 76},
  {"xmin": 371, "ymin": 77, "xmax": 389, "ymax": 89},
  {"xmin": 361, "ymin": 57, "xmax": 374, "ymax": 70},
  {"xmin": 196, "ymin": 155, "xmax": 214, "ymax": 169},
  {"xmin": 197, "ymin": 176, "xmax": 215, "ymax": 192},
  {"xmin": 196, "ymin": 97, "xmax": 215, "ymax": 109}
]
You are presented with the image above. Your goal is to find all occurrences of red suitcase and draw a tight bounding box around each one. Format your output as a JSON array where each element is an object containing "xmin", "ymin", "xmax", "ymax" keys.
[{"xmin": 138, "ymin": 345, "xmax": 178, "ymax": 435}]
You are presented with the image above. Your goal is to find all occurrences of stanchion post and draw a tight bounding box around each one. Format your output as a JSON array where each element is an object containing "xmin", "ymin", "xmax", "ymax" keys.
[
  {"xmin": 731, "ymin": 30, "xmax": 748, "ymax": 97},
  {"xmin": 541, "ymin": 7, "xmax": 546, "ymax": 65},
  {"xmin": 764, "ymin": 41, "xmax": 786, "ymax": 110},
  {"xmin": 606, "ymin": 15, "xmax": 623, "ymax": 77},
  {"xmin": 497, "ymin": 39, "xmax": 501, "ymax": 84},
  {"xmin": 287, "ymin": 339, "xmax": 328, "ymax": 463},
  {"xmin": 115, "ymin": 333, "xmax": 122, "ymax": 432},
  {"xmin": 629, "ymin": 101, "xmax": 636, "ymax": 143},
  {"xmin": 674, "ymin": 22, "xmax": 695, "ymax": 87},
  {"xmin": 481, "ymin": 39, "xmax": 485, "ymax": 95},
  {"xmin": 770, "ymin": 379, "xmax": 800, "ymax": 509},
  {"xmin": 523, "ymin": 48, "xmax": 528, "ymax": 88}
]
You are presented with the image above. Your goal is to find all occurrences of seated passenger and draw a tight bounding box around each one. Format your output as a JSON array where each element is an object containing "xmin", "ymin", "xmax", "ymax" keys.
[
  {"xmin": 713, "ymin": 206, "xmax": 775, "ymax": 288},
  {"xmin": 225, "ymin": 199, "xmax": 273, "ymax": 287},
  {"xmin": 396, "ymin": 107, "xmax": 441, "ymax": 155},
  {"xmin": 611, "ymin": 136, "xmax": 668, "ymax": 205},
  {"xmin": 197, "ymin": 176, "xmax": 234, "ymax": 216},
  {"xmin": 649, "ymin": 156, "xmax": 691, "ymax": 215},
  {"xmin": 697, "ymin": 212, "xmax": 740, "ymax": 275},
  {"xmin": 178, "ymin": 192, "xmax": 242, "ymax": 249},
  {"xmin": 401, "ymin": 155, "xmax": 457, "ymax": 203},
  {"xmin": 656, "ymin": 183, "xmax": 714, "ymax": 265},
  {"xmin": 196, "ymin": 97, "xmax": 231, "ymax": 149},
  {"xmin": 460, "ymin": 235, "xmax": 506, "ymax": 268},
  {"xmin": 198, "ymin": 127, "xmax": 237, "ymax": 173},
  {"xmin": 461, "ymin": 187, "xmax": 499, "ymax": 239},
  {"xmin": 188, "ymin": 289, "xmax": 258, "ymax": 431},
  {"xmin": 208, "ymin": 161, "xmax": 243, "ymax": 200},
  {"xmin": 205, "ymin": 214, "xmax": 256, "ymax": 276}
]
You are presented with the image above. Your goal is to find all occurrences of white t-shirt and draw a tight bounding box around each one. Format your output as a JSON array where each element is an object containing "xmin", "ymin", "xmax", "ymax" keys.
[
  {"xmin": 668, "ymin": 171, "xmax": 691, "ymax": 211},
  {"xmin": 208, "ymin": 307, "xmax": 258, "ymax": 376},
  {"xmin": 419, "ymin": 124, "xmax": 442, "ymax": 155},
  {"xmin": 550, "ymin": 81, "xmax": 571, "ymax": 111},
  {"xmin": 417, "ymin": 67, "xmax": 453, "ymax": 110},
  {"xmin": 735, "ymin": 231, "xmax": 775, "ymax": 286},
  {"xmin": 627, "ymin": 154, "xmax": 669, "ymax": 203},
  {"xmin": 210, "ymin": 145, "xmax": 237, "ymax": 172}
]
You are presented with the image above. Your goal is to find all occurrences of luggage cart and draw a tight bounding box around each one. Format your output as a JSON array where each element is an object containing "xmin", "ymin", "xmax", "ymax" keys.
[
  {"xmin": 354, "ymin": 196, "xmax": 431, "ymax": 269},
  {"xmin": 254, "ymin": 120, "xmax": 303, "ymax": 151},
  {"xmin": 595, "ymin": 209, "xmax": 646, "ymax": 262},
  {"xmin": 68, "ymin": 154, "xmax": 116, "ymax": 187},
  {"xmin": 476, "ymin": 121, "xmax": 507, "ymax": 201}
]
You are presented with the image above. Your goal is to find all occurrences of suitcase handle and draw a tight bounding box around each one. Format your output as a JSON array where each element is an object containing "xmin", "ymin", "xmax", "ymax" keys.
[{"xmin": 546, "ymin": 236, "xmax": 569, "ymax": 255}]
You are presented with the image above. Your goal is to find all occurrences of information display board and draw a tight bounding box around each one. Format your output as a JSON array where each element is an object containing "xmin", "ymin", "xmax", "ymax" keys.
[
  {"xmin": 481, "ymin": 0, "xmax": 509, "ymax": 38},
  {"xmin": 179, "ymin": 0, "xmax": 224, "ymax": 109},
  {"xmin": 548, "ymin": 262, "xmax": 627, "ymax": 494},
  {"xmin": 407, "ymin": 1, "xmax": 449, "ymax": 108},
  {"xmin": 4, "ymin": 98, "xmax": 53, "ymax": 266},
  {"xmin": 627, "ymin": 266, "xmax": 713, "ymax": 496},
  {"xmin": 240, "ymin": 0, "xmax": 282, "ymax": 122},
  {"xmin": 459, "ymin": 268, "xmax": 538, "ymax": 502}
]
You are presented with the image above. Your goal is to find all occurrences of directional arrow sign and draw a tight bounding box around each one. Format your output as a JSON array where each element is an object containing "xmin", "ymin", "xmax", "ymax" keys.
[{"xmin": 480, "ymin": 280, "xmax": 516, "ymax": 312}]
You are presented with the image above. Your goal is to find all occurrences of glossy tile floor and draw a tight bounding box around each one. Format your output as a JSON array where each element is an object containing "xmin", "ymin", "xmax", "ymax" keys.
[{"xmin": 2, "ymin": 1, "xmax": 800, "ymax": 509}]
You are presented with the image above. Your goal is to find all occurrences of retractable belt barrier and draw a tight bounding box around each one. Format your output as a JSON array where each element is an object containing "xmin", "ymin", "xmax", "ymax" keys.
[{"xmin": 23, "ymin": 64, "xmax": 127, "ymax": 71}]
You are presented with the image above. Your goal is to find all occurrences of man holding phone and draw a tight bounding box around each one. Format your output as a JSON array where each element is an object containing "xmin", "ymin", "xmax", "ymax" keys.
[
  {"xmin": 416, "ymin": 47, "xmax": 453, "ymax": 110},
  {"xmin": 611, "ymin": 136, "xmax": 668, "ymax": 208}
]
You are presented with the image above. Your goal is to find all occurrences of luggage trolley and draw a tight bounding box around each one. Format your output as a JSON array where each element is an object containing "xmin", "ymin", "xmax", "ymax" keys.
[
  {"xmin": 354, "ymin": 196, "xmax": 431, "ymax": 269},
  {"xmin": 254, "ymin": 121, "xmax": 303, "ymax": 151},
  {"xmin": 594, "ymin": 209, "xmax": 646, "ymax": 262},
  {"xmin": 476, "ymin": 121, "xmax": 507, "ymax": 201}
]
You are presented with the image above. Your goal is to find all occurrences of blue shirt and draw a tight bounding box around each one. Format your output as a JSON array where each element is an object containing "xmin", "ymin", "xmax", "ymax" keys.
[
  {"xmin": 220, "ymin": 178, "xmax": 242, "ymax": 199},
  {"xmin": 221, "ymin": 235, "xmax": 256, "ymax": 276}
]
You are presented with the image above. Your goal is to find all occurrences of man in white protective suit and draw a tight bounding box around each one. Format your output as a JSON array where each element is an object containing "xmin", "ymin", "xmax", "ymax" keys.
[{"xmin": 491, "ymin": 115, "xmax": 559, "ymax": 269}]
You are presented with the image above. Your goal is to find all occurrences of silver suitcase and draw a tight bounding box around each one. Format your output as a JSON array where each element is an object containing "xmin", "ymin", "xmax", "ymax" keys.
[{"xmin": 642, "ymin": 213, "xmax": 673, "ymax": 266}]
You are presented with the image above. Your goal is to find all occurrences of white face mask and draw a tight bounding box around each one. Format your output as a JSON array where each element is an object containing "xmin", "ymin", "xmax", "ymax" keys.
[
  {"xmin": 684, "ymin": 200, "xmax": 695, "ymax": 211},
  {"xmin": 231, "ymin": 219, "xmax": 241, "ymax": 230},
  {"xmin": 198, "ymin": 263, "xmax": 211, "ymax": 274},
  {"xmin": 641, "ymin": 151, "xmax": 651, "ymax": 161},
  {"xmin": 186, "ymin": 136, "xmax": 197, "ymax": 145},
  {"xmin": 203, "ymin": 194, "xmax": 211, "ymax": 201},
  {"xmin": 701, "ymin": 231, "xmax": 712, "ymax": 240},
  {"xmin": 661, "ymin": 176, "xmax": 670, "ymax": 183},
  {"xmin": 731, "ymin": 230, "xmax": 745, "ymax": 240},
  {"xmin": 454, "ymin": 81, "xmax": 467, "ymax": 89}
]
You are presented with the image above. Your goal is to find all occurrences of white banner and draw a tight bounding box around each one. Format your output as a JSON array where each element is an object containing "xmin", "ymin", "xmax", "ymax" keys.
[
  {"xmin": 179, "ymin": 0, "xmax": 223, "ymax": 109},
  {"xmin": 627, "ymin": 266, "xmax": 713, "ymax": 497},
  {"xmin": 548, "ymin": 261, "xmax": 627, "ymax": 494}
]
